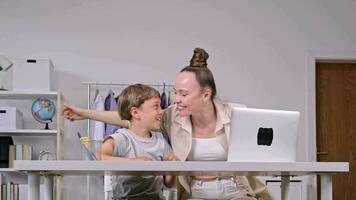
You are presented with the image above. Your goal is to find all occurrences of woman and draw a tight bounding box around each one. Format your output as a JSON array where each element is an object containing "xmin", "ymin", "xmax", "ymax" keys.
[{"xmin": 63, "ymin": 48, "xmax": 272, "ymax": 200}]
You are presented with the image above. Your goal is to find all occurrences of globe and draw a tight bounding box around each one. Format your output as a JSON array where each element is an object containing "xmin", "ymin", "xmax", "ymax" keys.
[{"xmin": 31, "ymin": 98, "xmax": 56, "ymax": 130}]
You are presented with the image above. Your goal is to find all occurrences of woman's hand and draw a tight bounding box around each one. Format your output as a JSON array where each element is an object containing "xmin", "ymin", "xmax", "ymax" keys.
[
  {"xmin": 163, "ymin": 154, "xmax": 179, "ymax": 187},
  {"xmin": 164, "ymin": 154, "xmax": 179, "ymax": 161},
  {"xmin": 61, "ymin": 104, "xmax": 87, "ymax": 121},
  {"xmin": 130, "ymin": 156, "xmax": 154, "ymax": 161}
]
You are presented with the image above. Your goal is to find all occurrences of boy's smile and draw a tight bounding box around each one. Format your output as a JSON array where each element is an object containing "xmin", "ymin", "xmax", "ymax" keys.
[{"xmin": 136, "ymin": 97, "xmax": 162, "ymax": 130}]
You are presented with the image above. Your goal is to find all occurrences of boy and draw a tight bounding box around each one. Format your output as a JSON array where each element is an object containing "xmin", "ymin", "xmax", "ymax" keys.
[{"xmin": 101, "ymin": 84, "xmax": 177, "ymax": 200}]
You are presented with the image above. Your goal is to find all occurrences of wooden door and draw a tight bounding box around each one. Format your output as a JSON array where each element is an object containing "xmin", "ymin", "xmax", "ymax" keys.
[{"xmin": 316, "ymin": 62, "xmax": 356, "ymax": 200}]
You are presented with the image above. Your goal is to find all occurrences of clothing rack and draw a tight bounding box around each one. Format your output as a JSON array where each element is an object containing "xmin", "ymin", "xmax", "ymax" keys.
[
  {"xmin": 81, "ymin": 81, "xmax": 174, "ymax": 138},
  {"xmin": 82, "ymin": 81, "xmax": 174, "ymax": 87}
]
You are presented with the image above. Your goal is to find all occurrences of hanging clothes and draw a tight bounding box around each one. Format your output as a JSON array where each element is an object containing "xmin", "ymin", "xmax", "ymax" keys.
[
  {"xmin": 160, "ymin": 84, "xmax": 168, "ymax": 109},
  {"xmin": 167, "ymin": 90, "xmax": 172, "ymax": 106},
  {"xmin": 104, "ymin": 89, "xmax": 119, "ymax": 136},
  {"xmin": 159, "ymin": 84, "xmax": 171, "ymax": 145},
  {"xmin": 91, "ymin": 93, "xmax": 105, "ymax": 141}
]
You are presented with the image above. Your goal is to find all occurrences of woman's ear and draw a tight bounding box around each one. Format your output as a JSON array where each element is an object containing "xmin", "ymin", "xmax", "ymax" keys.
[
  {"xmin": 202, "ymin": 88, "xmax": 212, "ymax": 101},
  {"xmin": 130, "ymin": 107, "xmax": 140, "ymax": 120}
]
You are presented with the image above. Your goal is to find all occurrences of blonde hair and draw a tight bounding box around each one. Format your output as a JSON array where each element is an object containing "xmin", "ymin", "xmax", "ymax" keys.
[{"xmin": 118, "ymin": 84, "xmax": 160, "ymax": 120}]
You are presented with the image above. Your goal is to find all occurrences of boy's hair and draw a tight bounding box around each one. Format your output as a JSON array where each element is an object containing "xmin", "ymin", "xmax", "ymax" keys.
[{"xmin": 118, "ymin": 84, "xmax": 160, "ymax": 120}]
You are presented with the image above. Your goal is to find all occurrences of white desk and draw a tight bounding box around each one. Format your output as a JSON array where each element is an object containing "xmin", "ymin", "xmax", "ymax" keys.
[{"xmin": 14, "ymin": 161, "xmax": 349, "ymax": 200}]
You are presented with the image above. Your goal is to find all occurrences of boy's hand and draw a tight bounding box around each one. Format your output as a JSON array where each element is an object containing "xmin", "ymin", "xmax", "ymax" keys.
[
  {"xmin": 131, "ymin": 156, "xmax": 153, "ymax": 161},
  {"xmin": 164, "ymin": 154, "xmax": 179, "ymax": 161}
]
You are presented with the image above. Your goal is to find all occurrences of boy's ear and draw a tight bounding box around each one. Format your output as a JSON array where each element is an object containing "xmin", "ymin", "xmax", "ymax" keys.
[{"xmin": 130, "ymin": 107, "xmax": 140, "ymax": 120}]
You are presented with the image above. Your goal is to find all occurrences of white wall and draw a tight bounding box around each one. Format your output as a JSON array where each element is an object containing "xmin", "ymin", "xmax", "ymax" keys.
[{"xmin": 1, "ymin": 0, "xmax": 356, "ymax": 199}]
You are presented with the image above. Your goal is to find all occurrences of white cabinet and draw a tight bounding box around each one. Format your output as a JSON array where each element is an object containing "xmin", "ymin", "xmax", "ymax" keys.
[
  {"xmin": 0, "ymin": 90, "xmax": 64, "ymax": 200},
  {"xmin": 263, "ymin": 177, "xmax": 308, "ymax": 200}
]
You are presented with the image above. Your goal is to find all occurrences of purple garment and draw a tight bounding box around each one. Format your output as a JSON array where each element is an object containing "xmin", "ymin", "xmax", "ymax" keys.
[{"xmin": 104, "ymin": 89, "xmax": 119, "ymax": 136}]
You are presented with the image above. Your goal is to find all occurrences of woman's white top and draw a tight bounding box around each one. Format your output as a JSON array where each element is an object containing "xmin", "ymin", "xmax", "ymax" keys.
[{"xmin": 188, "ymin": 137, "xmax": 227, "ymax": 161}]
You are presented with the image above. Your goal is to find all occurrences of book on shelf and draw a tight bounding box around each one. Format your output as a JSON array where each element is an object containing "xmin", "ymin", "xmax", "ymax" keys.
[
  {"xmin": 8, "ymin": 144, "xmax": 32, "ymax": 168},
  {"xmin": 13, "ymin": 184, "xmax": 18, "ymax": 200},
  {"xmin": 0, "ymin": 137, "xmax": 13, "ymax": 168},
  {"xmin": 1, "ymin": 184, "xmax": 6, "ymax": 200},
  {"xmin": 8, "ymin": 146, "xmax": 15, "ymax": 168},
  {"xmin": 15, "ymin": 145, "xmax": 22, "ymax": 161},
  {"xmin": 7, "ymin": 182, "xmax": 12, "ymax": 200},
  {"xmin": 0, "ymin": 183, "xmax": 20, "ymax": 200},
  {"xmin": 22, "ymin": 144, "xmax": 32, "ymax": 160}
]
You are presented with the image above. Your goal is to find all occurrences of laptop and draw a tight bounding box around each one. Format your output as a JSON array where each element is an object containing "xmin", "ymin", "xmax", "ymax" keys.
[{"xmin": 227, "ymin": 107, "xmax": 300, "ymax": 162}]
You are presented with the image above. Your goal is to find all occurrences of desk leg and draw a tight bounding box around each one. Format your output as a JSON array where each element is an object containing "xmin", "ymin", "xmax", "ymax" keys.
[
  {"xmin": 28, "ymin": 172, "xmax": 40, "ymax": 200},
  {"xmin": 44, "ymin": 175, "xmax": 53, "ymax": 200},
  {"xmin": 320, "ymin": 174, "xmax": 332, "ymax": 200},
  {"xmin": 281, "ymin": 176, "xmax": 290, "ymax": 200},
  {"xmin": 87, "ymin": 176, "xmax": 90, "ymax": 200}
]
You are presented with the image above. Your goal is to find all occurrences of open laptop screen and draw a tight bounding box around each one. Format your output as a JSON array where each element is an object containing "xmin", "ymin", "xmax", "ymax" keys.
[{"xmin": 227, "ymin": 107, "xmax": 300, "ymax": 162}]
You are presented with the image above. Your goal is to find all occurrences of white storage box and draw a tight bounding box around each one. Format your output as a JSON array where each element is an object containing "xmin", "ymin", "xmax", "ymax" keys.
[
  {"xmin": 12, "ymin": 58, "xmax": 55, "ymax": 91},
  {"xmin": 0, "ymin": 107, "xmax": 24, "ymax": 129}
]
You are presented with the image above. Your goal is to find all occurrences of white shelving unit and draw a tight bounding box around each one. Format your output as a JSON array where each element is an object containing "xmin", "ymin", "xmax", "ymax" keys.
[
  {"xmin": 0, "ymin": 129, "xmax": 57, "ymax": 136},
  {"xmin": 0, "ymin": 91, "xmax": 58, "ymax": 99},
  {"xmin": 0, "ymin": 90, "xmax": 64, "ymax": 200},
  {"xmin": 0, "ymin": 168, "xmax": 16, "ymax": 172},
  {"xmin": 0, "ymin": 90, "xmax": 64, "ymax": 158}
]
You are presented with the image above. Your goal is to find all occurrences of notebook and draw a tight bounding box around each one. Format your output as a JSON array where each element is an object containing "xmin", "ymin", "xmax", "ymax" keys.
[{"xmin": 227, "ymin": 107, "xmax": 300, "ymax": 162}]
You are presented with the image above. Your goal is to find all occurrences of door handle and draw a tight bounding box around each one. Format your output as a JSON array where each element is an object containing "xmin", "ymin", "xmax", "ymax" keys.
[{"xmin": 317, "ymin": 152, "xmax": 328, "ymax": 155}]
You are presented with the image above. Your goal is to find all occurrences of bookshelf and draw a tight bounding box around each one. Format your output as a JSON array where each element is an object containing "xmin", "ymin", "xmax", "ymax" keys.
[
  {"xmin": 0, "ymin": 90, "xmax": 64, "ymax": 158},
  {"xmin": 0, "ymin": 91, "xmax": 58, "ymax": 100},
  {"xmin": 0, "ymin": 90, "xmax": 64, "ymax": 200},
  {"xmin": 0, "ymin": 129, "xmax": 57, "ymax": 137},
  {"xmin": 0, "ymin": 168, "xmax": 15, "ymax": 172}
]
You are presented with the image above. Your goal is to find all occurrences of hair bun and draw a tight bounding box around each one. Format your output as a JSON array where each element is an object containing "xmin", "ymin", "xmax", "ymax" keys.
[{"xmin": 190, "ymin": 48, "xmax": 209, "ymax": 68}]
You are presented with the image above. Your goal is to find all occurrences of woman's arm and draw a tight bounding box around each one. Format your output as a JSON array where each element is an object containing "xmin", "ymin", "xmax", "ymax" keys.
[
  {"xmin": 246, "ymin": 176, "xmax": 273, "ymax": 200},
  {"xmin": 62, "ymin": 104, "xmax": 129, "ymax": 127}
]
